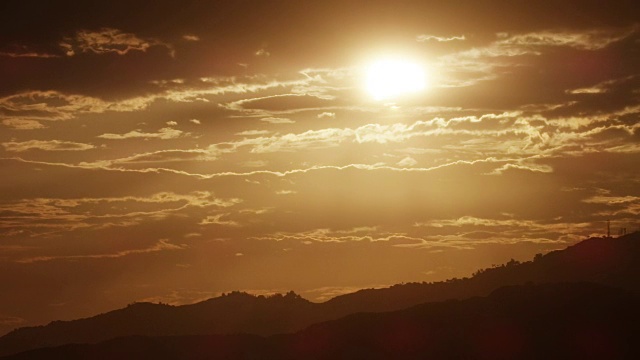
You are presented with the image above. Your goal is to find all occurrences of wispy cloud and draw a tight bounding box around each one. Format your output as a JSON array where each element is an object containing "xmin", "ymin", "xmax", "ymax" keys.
[
  {"xmin": 566, "ymin": 75, "xmax": 637, "ymax": 95},
  {"xmin": 0, "ymin": 191, "xmax": 242, "ymax": 238},
  {"xmin": 495, "ymin": 27, "xmax": 636, "ymax": 51},
  {"xmin": 17, "ymin": 239, "xmax": 186, "ymax": 263},
  {"xmin": 416, "ymin": 34, "xmax": 466, "ymax": 42},
  {"xmin": 396, "ymin": 156, "xmax": 418, "ymax": 167},
  {"xmin": 260, "ymin": 117, "xmax": 295, "ymax": 124},
  {"xmin": 0, "ymin": 316, "xmax": 25, "ymax": 326},
  {"xmin": 0, "ymin": 50, "xmax": 59, "ymax": 58},
  {"xmin": 92, "ymin": 149, "xmax": 217, "ymax": 166},
  {"xmin": 252, "ymin": 227, "xmax": 422, "ymax": 245},
  {"xmin": 317, "ymin": 112, "xmax": 336, "ymax": 119},
  {"xmin": 235, "ymin": 130, "xmax": 271, "ymax": 136},
  {"xmin": 98, "ymin": 127, "xmax": 186, "ymax": 140},
  {"xmin": 2, "ymin": 119, "xmax": 47, "ymax": 130},
  {"xmin": 2, "ymin": 140, "xmax": 95, "ymax": 152},
  {"xmin": 182, "ymin": 34, "xmax": 200, "ymax": 42},
  {"xmin": 0, "ymin": 90, "xmax": 153, "ymax": 124},
  {"xmin": 60, "ymin": 28, "xmax": 173, "ymax": 56},
  {"xmin": 199, "ymin": 214, "xmax": 241, "ymax": 227},
  {"xmin": 303, "ymin": 285, "xmax": 388, "ymax": 302}
]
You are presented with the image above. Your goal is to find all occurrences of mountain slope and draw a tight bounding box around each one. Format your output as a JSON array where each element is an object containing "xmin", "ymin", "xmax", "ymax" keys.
[
  {"xmin": 3, "ymin": 283, "xmax": 639, "ymax": 360},
  {"xmin": 286, "ymin": 282, "xmax": 640, "ymax": 360},
  {"xmin": 322, "ymin": 232, "xmax": 640, "ymax": 313},
  {"xmin": 1, "ymin": 232, "xmax": 638, "ymax": 356},
  {"xmin": 0, "ymin": 292, "xmax": 318, "ymax": 357}
]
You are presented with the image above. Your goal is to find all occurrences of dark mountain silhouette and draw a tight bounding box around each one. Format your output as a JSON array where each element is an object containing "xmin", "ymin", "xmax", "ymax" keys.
[
  {"xmin": 3, "ymin": 283, "xmax": 639, "ymax": 360},
  {"xmin": 1, "ymin": 232, "xmax": 638, "ymax": 357},
  {"xmin": 0, "ymin": 291, "xmax": 320, "ymax": 357},
  {"xmin": 325, "ymin": 231, "xmax": 640, "ymax": 315}
]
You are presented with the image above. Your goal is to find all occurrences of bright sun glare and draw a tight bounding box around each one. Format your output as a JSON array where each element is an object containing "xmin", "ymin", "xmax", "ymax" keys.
[{"xmin": 365, "ymin": 58, "xmax": 427, "ymax": 100}]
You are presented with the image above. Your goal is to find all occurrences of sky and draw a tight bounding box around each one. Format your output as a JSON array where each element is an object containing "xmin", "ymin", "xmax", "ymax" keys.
[{"xmin": 1, "ymin": 0, "xmax": 639, "ymax": 334}]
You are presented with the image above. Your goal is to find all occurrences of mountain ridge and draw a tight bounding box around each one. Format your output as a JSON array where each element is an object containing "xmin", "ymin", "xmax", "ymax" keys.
[
  {"xmin": 1, "ymin": 232, "xmax": 638, "ymax": 357},
  {"xmin": 3, "ymin": 282, "xmax": 638, "ymax": 360}
]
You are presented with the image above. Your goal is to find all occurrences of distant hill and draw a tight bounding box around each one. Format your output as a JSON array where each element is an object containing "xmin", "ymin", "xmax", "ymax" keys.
[
  {"xmin": 3, "ymin": 282, "xmax": 639, "ymax": 360},
  {"xmin": 1, "ymin": 232, "xmax": 639, "ymax": 357},
  {"xmin": 0, "ymin": 292, "xmax": 320, "ymax": 357}
]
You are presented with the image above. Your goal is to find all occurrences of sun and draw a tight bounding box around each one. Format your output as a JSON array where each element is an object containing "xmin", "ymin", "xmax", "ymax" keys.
[{"xmin": 365, "ymin": 58, "xmax": 427, "ymax": 101}]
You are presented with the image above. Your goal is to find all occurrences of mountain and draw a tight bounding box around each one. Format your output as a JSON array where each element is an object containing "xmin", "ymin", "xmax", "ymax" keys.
[
  {"xmin": 3, "ymin": 282, "xmax": 639, "ymax": 360},
  {"xmin": 0, "ymin": 291, "xmax": 319, "ymax": 357},
  {"xmin": 324, "ymin": 231, "xmax": 640, "ymax": 314},
  {"xmin": 1, "ymin": 232, "xmax": 638, "ymax": 356}
]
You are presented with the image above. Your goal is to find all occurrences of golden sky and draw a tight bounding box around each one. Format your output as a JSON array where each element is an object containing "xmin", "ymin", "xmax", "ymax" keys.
[{"xmin": 1, "ymin": 0, "xmax": 639, "ymax": 333}]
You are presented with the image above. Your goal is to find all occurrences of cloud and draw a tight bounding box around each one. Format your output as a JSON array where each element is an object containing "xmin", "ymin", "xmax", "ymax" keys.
[
  {"xmin": 0, "ymin": 50, "xmax": 59, "ymax": 58},
  {"xmin": 0, "ymin": 90, "xmax": 153, "ymax": 124},
  {"xmin": 2, "ymin": 140, "xmax": 95, "ymax": 152},
  {"xmin": 166, "ymin": 121, "xmax": 178, "ymax": 126},
  {"xmin": 1, "ymin": 192, "xmax": 239, "ymax": 220},
  {"xmin": 260, "ymin": 117, "xmax": 295, "ymax": 124},
  {"xmin": 495, "ymin": 27, "xmax": 636, "ymax": 50},
  {"xmin": 487, "ymin": 162, "xmax": 554, "ymax": 175},
  {"xmin": 0, "ymin": 192, "xmax": 241, "ymax": 220},
  {"xmin": 605, "ymin": 143, "xmax": 640, "ymax": 154},
  {"xmin": 207, "ymin": 128, "xmax": 353, "ymax": 156},
  {"xmin": 241, "ymin": 127, "xmax": 353, "ymax": 153},
  {"xmin": 583, "ymin": 195, "xmax": 639, "ymax": 205},
  {"xmin": 159, "ymin": 76, "xmax": 312, "ymax": 106},
  {"xmin": 416, "ymin": 34, "xmax": 466, "ymax": 42},
  {"xmin": 432, "ymin": 26, "xmax": 638, "ymax": 91},
  {"xmin": 69, "ymin": 157, "xmax": 514, "ymax": 181},
  {"xmin": 17, "ymin": 239, "xmax": 186, "ymax": 263},
  {"xmin": 303, "ymin": 285, "xmax": 387, "ymax": 302},
  {"xmin": 9, "ymin": 104, "xmax": 626, "ymax": 176},
  {"xmin": 182, "ymin": 35, "xmax": 200, "ymax": 42},
  {"xmin": 189, "ymin": 119, "xmax": 201, "ymax": 125},
  {"xmin": 352, "ymin": 112, "xmax": 522, "ymax": 145},
  {"xmin": 566, "ymin": 75, "xmax": 636, "ymax": 95},
  {"xmin": 85, "ymin": 149, "xmax": 217, "ymax": 167},
  {"xmin": 160, "ymin": 110, "xmax": 564, "ymax": 164},
  {"xmin": 0, "ymin": 316, "xmax": 25, "ymax": 326},
  {"xmin": 223, "ymin": 94, "xmax": 333, "ymax": 113},
  {"xmin": 582, "ymin": 195, "xmax": 640, "ymax": 216},
  {"xmin": 317, "ymin": 112, "xmax": 336, "ymax": 119},
  {"xmin": 252, "ymin": 228, "xmax": 419, "ymax": 244},
  {"xmin": 60, "ymin": 28, "xmax": 173, "ymax": 56},
  {"xmin": 568, "ymin": 87, "xmax": 605, "ymax": 95},
  {"xmin": 2, "ymin": 119, "xmax": 46, "ymax": 130},
  {"xmin": 411, "ymin": 215, "xmax": 600, "ymax": 242},
  {"xmin": 255, "ymin": 48, "xmax": 270, "ymax": 57},
  {"xmin": 235, "ymin": 130, "xmax": 271, "ymax": 136},
  {"xmin": 450, "ymin": 27, "xmax": 637, "ymax": 62},
  {"xmin": 395, "ymin": 234, "xmax": 565, "ymax": 250},
  {"xmin": 0, "ymin": 72, "xmax": 330, "ymax": 128},
  {"xmin": 199, "ymin": 214, "xmax": 240, "ymax": 227},
  {"xmin": 396, "ymin": 156, "xmax": 418, "ymax": 167},
  {"xmin": 0, "ymin": 191, "xmax": 242, "ymax": 237},
  {"xmin": 97, "ymin": 127, "xmax": 186, "ymax": 140}
]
